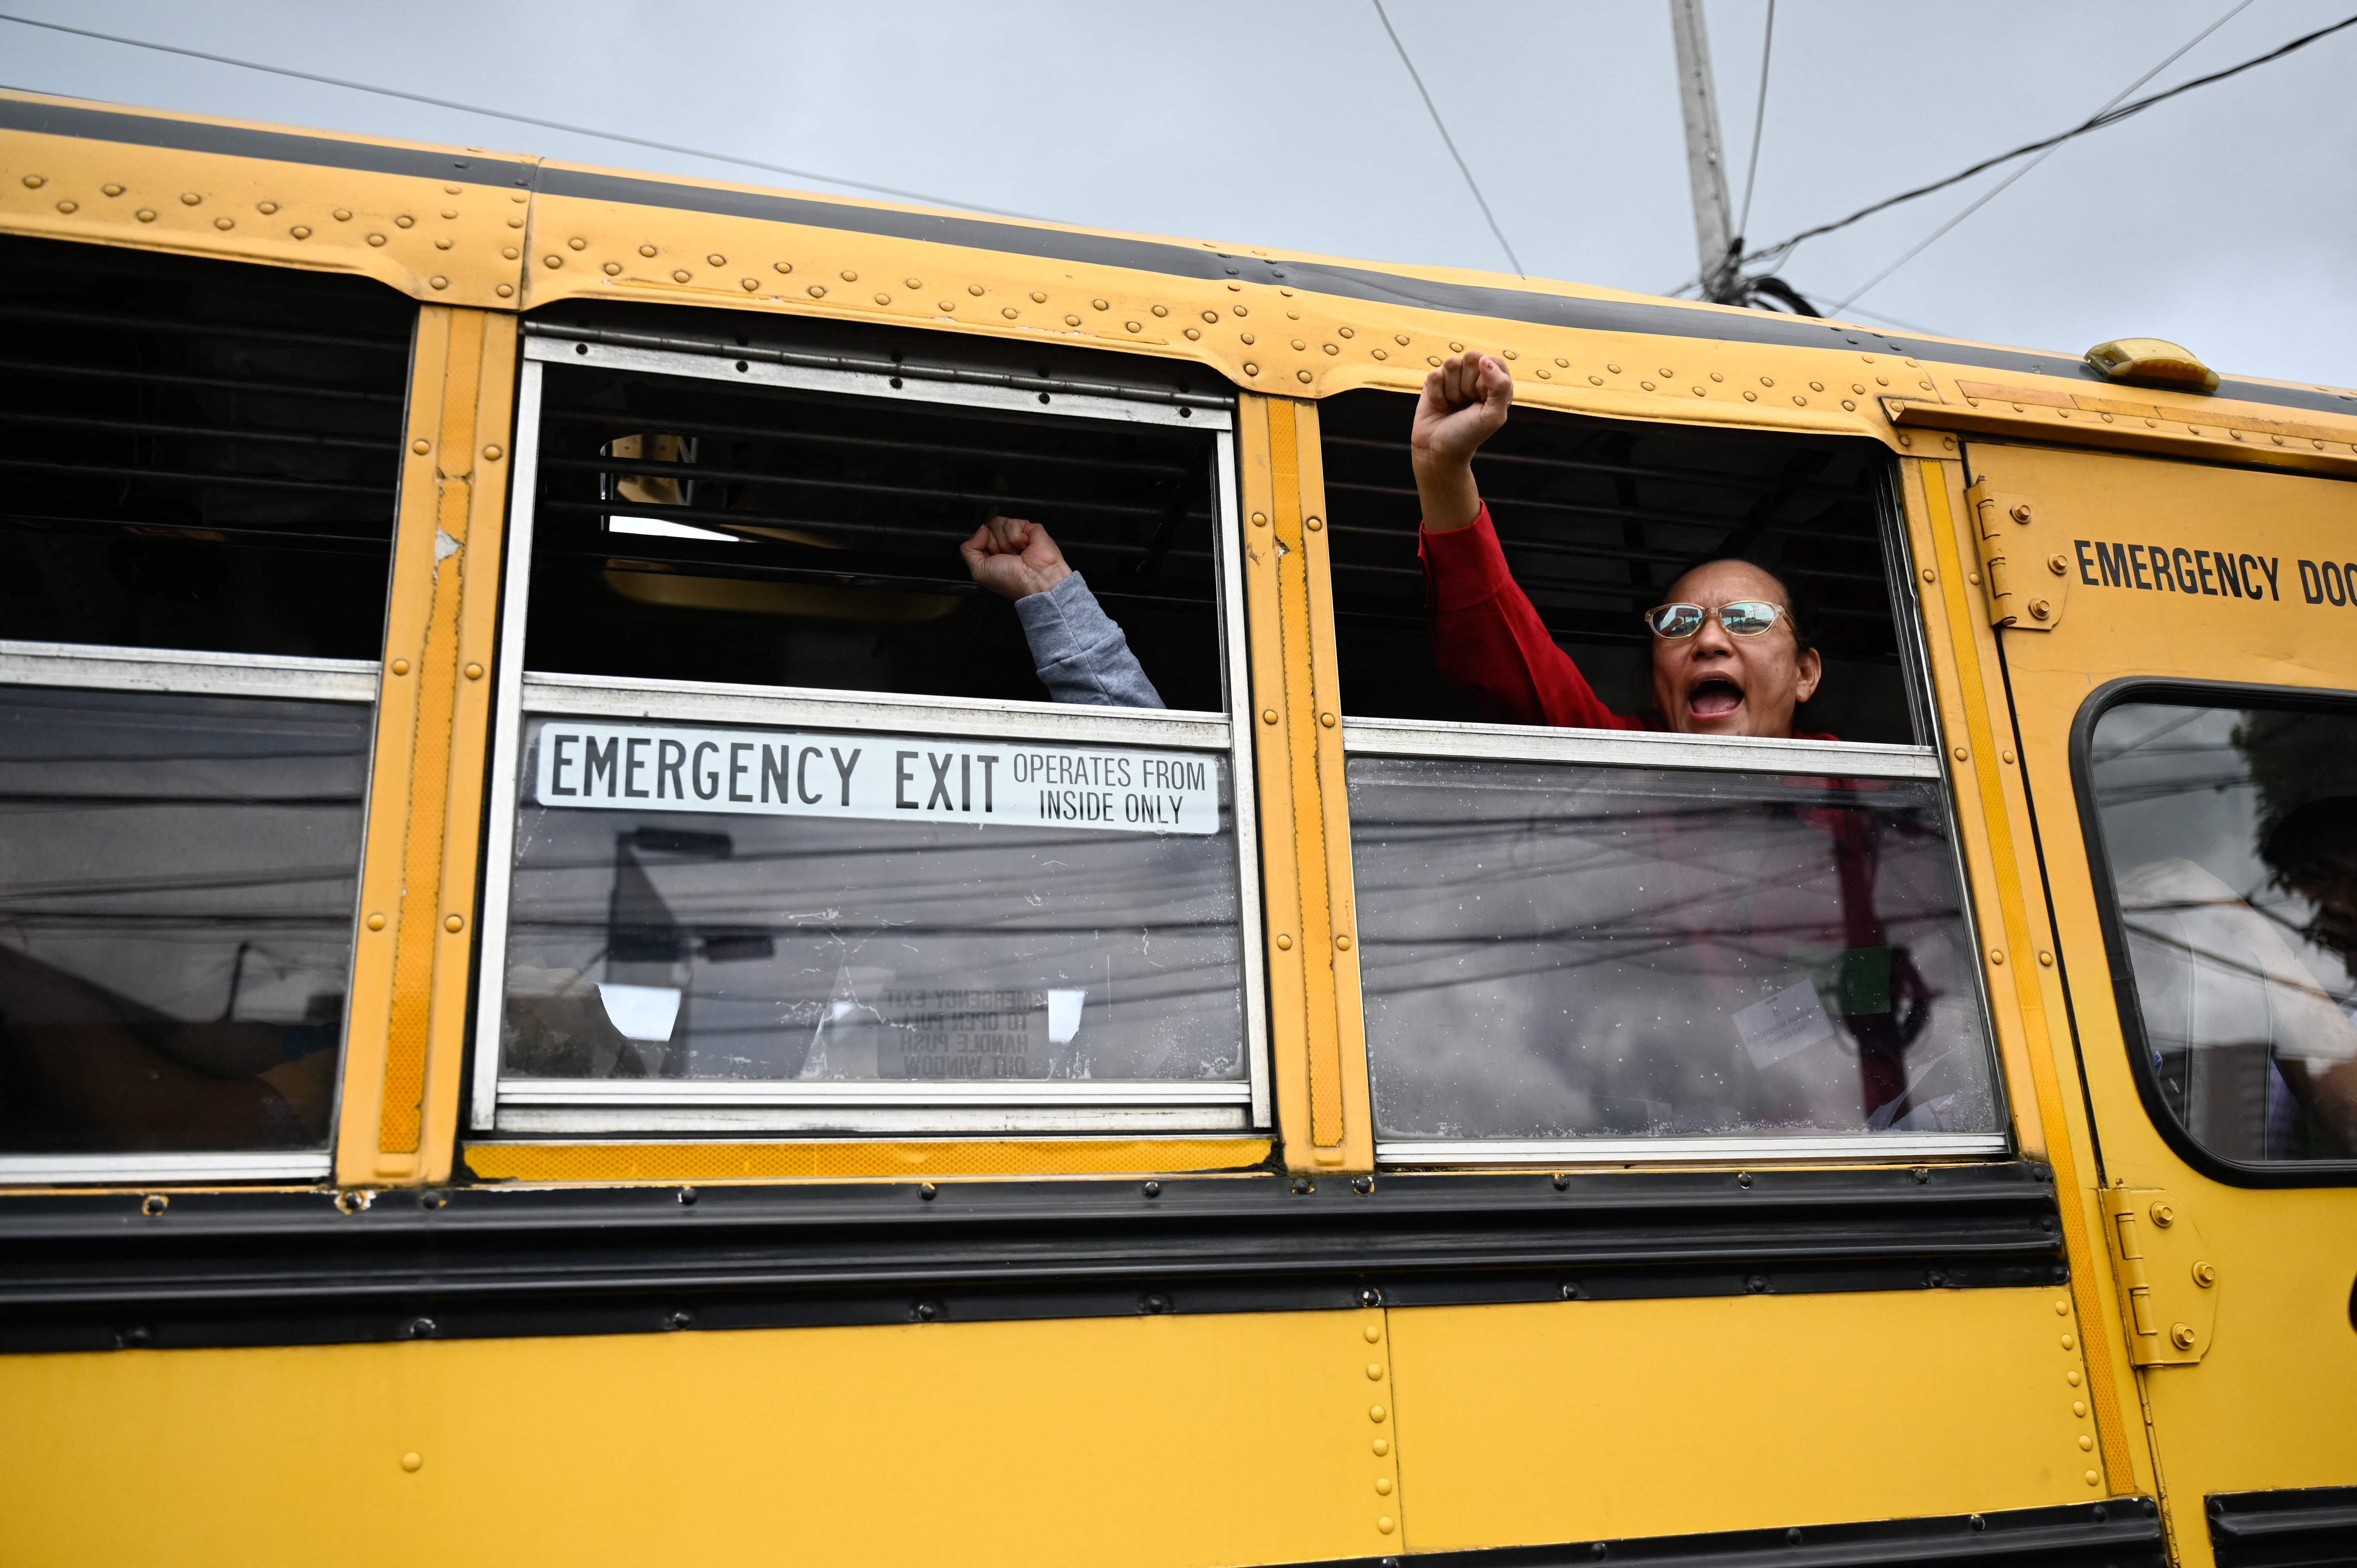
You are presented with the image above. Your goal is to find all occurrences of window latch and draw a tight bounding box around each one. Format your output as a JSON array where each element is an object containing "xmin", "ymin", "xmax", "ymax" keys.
[
  {"xmin": 2100, "ymin": 1183, "xmax": 2217, "ymax": 1366},
  {"xmin": 1963, "ymin": 481, "xmax": 2071, "ymax": 630}
]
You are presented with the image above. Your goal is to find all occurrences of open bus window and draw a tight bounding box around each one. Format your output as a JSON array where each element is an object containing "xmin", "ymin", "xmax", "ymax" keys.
[
  {"xmin": 1352, "ymin": 756, "xmax": 2002, "ymax": 1157},
  {"xmin": 1315, "ymin": 392, "xmax": 1998, "ymax": 1163},
  {"xmin": 0, "ymin": 233, "xmax": 411, "ymax": 659},
  {"xmin": 0, "ymin": 681, "xmax": 370, "ymax": 1174},
  {"xmin": 1320, "ymin": 389, "xmax": 1917, "ymax": 744},
  {"xmin": 2085, "ymin": 695, "xmax": 2357, "ymax": 1168},
  {"xmin": 523, "ymin": 305, "xmax": 1229, "ymax": 712},
  {"xmin": 477, "ymin": 314, "xmax": 1263, "ymax": 1135}
]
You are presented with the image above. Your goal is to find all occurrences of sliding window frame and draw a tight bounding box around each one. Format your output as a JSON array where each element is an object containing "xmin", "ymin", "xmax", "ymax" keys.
[
  {"xmin": 470, "ymin": 334, "xmax": 1268, "ymax": 1136},
  {"xmin": 0, "ymin": 639, "xmax": 381, "ymax": 1185},
  {"xmin": 1343, "ymin": 455, "xmax": 2011, "ymax": 1169}
]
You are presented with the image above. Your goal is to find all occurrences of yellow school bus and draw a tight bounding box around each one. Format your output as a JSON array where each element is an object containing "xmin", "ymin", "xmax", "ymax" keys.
[{"xmin": 0, "ymin": 88, "xmax": 2350, "ymax": 1568}]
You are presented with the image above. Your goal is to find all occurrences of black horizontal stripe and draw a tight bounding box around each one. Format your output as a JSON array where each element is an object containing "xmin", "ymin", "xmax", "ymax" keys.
[
  {"xmin": 1269, "ymin": 1499, "xmax": 2162, "ymax": 1568},
  {"xmin": 0, "ymin": 1160, "xmax": 2062, "ymax": 1352},
  {"xmin": 2205, "ymin": 1485, "xmax": 2357, "ymax": 1568},
  {"xmin": 13, "ymin": 94, "xmax": 2342, "ymax": 417}
]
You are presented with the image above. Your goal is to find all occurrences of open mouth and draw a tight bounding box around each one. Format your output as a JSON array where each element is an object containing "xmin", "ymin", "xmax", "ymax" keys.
[{"xmin": 1688, "ymin": 676, "xmax": 1745, "ymax": 720}]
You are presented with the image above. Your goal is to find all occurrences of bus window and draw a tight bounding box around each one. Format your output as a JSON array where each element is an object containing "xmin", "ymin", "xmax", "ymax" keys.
[
  {"xmin": 474, "ymin": 312, "xmax": 1263, "ymax": 1136},
  {"xmin": 0, "ymin": 236, "xmax": 405, "ymax": 1180},
  {"xmin": 0, "ymin": 233, "xmax": 412, "ymax": 658},
  {"xmin": 1320, "ymin": 388, "xmax": 1919, "ymax": 745},
  {"xmin": 1319, "ymin": 391, "xmax": 2004, "ymax": 1162},
  {"xmin": 2083, "ymin": 693, "xmax": 2357, "ymax": 1167}
]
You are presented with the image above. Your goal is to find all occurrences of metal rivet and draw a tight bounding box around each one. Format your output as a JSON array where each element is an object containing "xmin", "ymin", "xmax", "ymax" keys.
[
  {"xmin": 1641, "ymin": 381, "xmax": 1656, "ymax": 392},
  {"xmin": 1185, "ymin": 328, "xmax": 1201, "ymax": 340},
  {"xmin": 806, "ymin": 283, "xmax": 824, "ymax": 296},
  {"xmin": 1363, "ymin": 1323, "xmax": 1382, "ymax": 1343},
  {"xmin": 919, "ymin": 1182, "xmax": 938, "ymax": 1201},
  {"xmin": 412, "ymin": 440, "xmax": 431, "ymax": 456},
  {"xmin": 2067, "ymin": 1370, "xmax": 2081, "ymax": 1386},
  {"xmin": 1968, "ymin": 570, "xmax": 1980, "ymax": 584},
  {"xmin": 1991, "ymin": 949, "xmax": 2006, "ymax": 965},
  {"xmin": 1143, "ymin": 1180, "xmax": 1161, "ymax": 1197},
  {"xmin": 496, "ymin": 284, "xmax": 514, "ymax": 298},
  {"xmin": 1240, "ymin": 333, "xmax": 1256, "ymax": 346},
  {"xmin": 2028, "ymin": 599, "xmax": 2051, "ymax": 620},
  {"xmin": 53, "ymin": 199, "xmax": 77, "ymax": 214},
  {"xmin": 429, "ymin": 276, "xmax": 448, "ymax": 290},
  {"xmin": 180, "ymin": 191, "xmax": 201, "ymax": 205},
  {"xmin": 1336, "ymin": 934, "xmax": 1353, "ymax": 951},
  {"xmin": 601, "ymin": 261, "xmax": 622, "ymax": 276},
  {"xmin": 367, "ymin": 913, "xmax": 386, "ymax": 931},
  {"xmin": 402, "ymin": 1453, "xmax": 423, "ymax": 1473},
  {"xmin": 543, "ymin": 255, "xmax": 563, "ymax": 268},
  {"xmin": 1373, "ymin": 1438, "xmax": 1389, "ymax": 1455},
  {"xmin": 2193, "ymin": 1261, "xmax": 2217, "ymax": 1287},
  {"xmin": 445, "ymin": 914, "xmax": 464, "ymax": 933},
  {"xmin": 2060, "ymin": 1332, "xmax": 2074, "ymax": 1349},
  {"xmin": 465, "ymin": 663, "xmax": 484, "ymax": 680},
  {"xmin": 1366, "ymin": 1363, "xmax": 1383, "ymax": 1381},
  {"xmin": 1064, "ymin": 314, "xmax": 1081, "ymax": 326},
  {"xmin": 1297, "ymin": 369, "xmax": 1312, "ymax": 383},
  {"xmin": 1841, "ymin": 399, "xmax": 1855, "ymax": 411},
  {"xmin": 2002, "ymin": 750, "xmax": 2016, "ymax": 764},
  {"xmin": 213, "ymin": 217, "xmax": 234, "ymax": 230},
  {"xmin": 1262, "ymin": 709, "xmax": 1279, "ymax": 725},
  {"xmin": 501, "ymin": 247, "xmax": 518, "ymax": 260},
  {"xmin": 1228, "ymin": 281, "xmax": 1242, "ymax": 291},
  {"xmin": 2149, "ymin": 1202, "xmax": 2174, "ymax": 1227},
  {"xmin": 968, "ymin": 283, "xmax": 985, "ymax": 296},
  {"xmin": 1275, "ymin": 934, "xmax": 1293, "ymax": 950},
  {"xmin": 1320, "ymin": 712, "xmax": 1336, "ymax": 727},
  {"xmin": 1808, "ymin": 380, "xmax": 1824, "ymax": 392},
  {"xmin": 391, "ymin": 659, "xmax": 410, "ymax": 675},
  {"xmin": 292, "ymin": 225, "xmax": 312, "ymax": 239},
  {"xmin": 872, "ymin": 291, "xmax": 890, "ymax": 304},
  {"xmin": 1233, "ymin": 305, "xmax": 1248, "ymax": 317},
  {"xmin": 1369, "ymin": 1405, "xmax": 1386, "ymax": 1423},
  {"xmin": 394, "ymin": 215, "xmax": 415, "ymax": 229},
  {"xmin": 2073, "ymin": 1400, "xmax": 2087, "ymax": 1416},
  {"xmin": 1126, "ymin": 321, "xmax": 1141, "ymax": 332},
  {"xmin": 135, "ymin": 208, "xmax": 157, "ymax": 222},
  {"xmin": 1027, "ymin": 290, "xmax": 1047, "ymax": 303},
  {"xmin": 1378, "ymin": 1517, "xmax": 1396, "ymax": 1534},
  {"xmin": 1244, "ymin": 362, "xmax": 1259, "ymax": 376},
  {"xmin": 1742, "ymin": 390, "xmax": 1756, "ymax": 401},
  {"xmin": 1002, "ymin": 307, "xmax": 1019, "ymax": 319},
  {"xmin": 141, "ymin": 1194, "xmax": 168, "ymax": 1216},
  {"xmin": 1251, "ymin": 512, "xmax": 1268, "ymax": 526},
  {"xmin": 1953, "ymin": 747, "xmax": 1968, "ymax": 761},
  {"xmin": 1736, "ymin": 1172, "xmax": 1753, "ymax": 1188},
  {"xmin": 1353, "ymin": 1175, "xmax": 1373, "ymax": 1195},
  {"xmin": 1376, "ymin": 1478, "xmax": 1393, "ymax": 1496}
]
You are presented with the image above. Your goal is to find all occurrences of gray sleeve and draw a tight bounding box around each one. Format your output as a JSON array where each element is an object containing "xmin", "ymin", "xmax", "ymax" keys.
[{"xmin": 1012, "ymin": 571, "xmax": 1165, "ymax": 709}]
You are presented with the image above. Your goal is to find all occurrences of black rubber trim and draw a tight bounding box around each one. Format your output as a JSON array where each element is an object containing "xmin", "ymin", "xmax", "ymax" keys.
[
  {"xmin": 0, "ymin": 95, "xmax": 534, "ymax": 188},
  {"xmin": 8, "ymin": 92, "xmax": 2350, "ymax": 420},
  {"xmin": 0, "ymin": 1161, "xmax": 2062, "ymax": 1352},
  {"xmin": 1270, "ymin": 1498, "xmax": 2162, "ymax": 1568},
  {"xmin": 2069, "ymin": 676, "xmax": 2357, "ymax": 1187},
  {"xmin": 2207, "ymin": 1486, "xmax": 2357, "ymax": 1568}
]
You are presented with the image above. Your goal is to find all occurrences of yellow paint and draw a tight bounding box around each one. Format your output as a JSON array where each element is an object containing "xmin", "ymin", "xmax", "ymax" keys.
[
  {"xmin": 1964, "ymin": 440, "xmax": 2357, "ymax": 1554},
  {"xmin": 337, "ymin": 308, "xmax": 512, "ymax": 1187},
  {"xmin": 0, "ymin": 1310, "xmax": 1400, "ymax": 1568},
  {"xmin": 11, "ymin": 90, "xmax": 2350, "ymax": 457},
  {"xmin": 463, "ymin": 1138, "xmax": 1272, "ymax": 1182},
  {"xmin": 1909, "ymin": 459, "xmax": 2138, "ymax": 1494},
  {"xmin": 1389, "ymin": 1288, "xmax": 2104, "ymax": 1552},
  {"xmin": 1889, "ymin": 388, "xmax": 2357, "ymax": 479}
]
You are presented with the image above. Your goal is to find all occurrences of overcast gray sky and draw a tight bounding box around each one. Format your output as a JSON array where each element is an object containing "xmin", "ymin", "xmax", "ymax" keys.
[{"xmin": 7, "ymin": 1, "xmax": 2353, "ymax": 385}]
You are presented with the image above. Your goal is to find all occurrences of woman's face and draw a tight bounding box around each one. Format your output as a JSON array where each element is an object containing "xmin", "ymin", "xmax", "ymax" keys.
[{"xmin": 1648, "ymin": 561, "xmax": 1824, "ymax": 737}]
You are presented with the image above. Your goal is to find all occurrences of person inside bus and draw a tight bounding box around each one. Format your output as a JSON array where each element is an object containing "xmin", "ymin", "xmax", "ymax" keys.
[
  {"xmin": 1411, "ymin": 351, "xmax": 1828, "ymax": 739},
  {"xmin": 961, "ymin": 512, "xmax": 1165, "ymax": 709}
]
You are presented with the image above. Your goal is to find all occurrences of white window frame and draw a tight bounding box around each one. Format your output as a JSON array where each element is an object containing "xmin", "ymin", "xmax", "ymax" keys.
[
  {"xmin": 1338, "ymin": 478, "xmax": 2012, "ymax": 1169},
  {"xmin": 471, "ymin": 335, "xmax": 1268, "ymax": 1136},
  {"xmin": 0, "ymin": 638, "xmax": 380, "ymax": 1185}
]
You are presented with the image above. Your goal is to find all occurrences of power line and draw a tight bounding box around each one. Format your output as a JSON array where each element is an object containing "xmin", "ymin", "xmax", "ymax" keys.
[
  {"xmin": 1746, "ymin": 8, "xmax": 2357, "ymax": 272},
  {"xmin": 1831, "ymin": 0, "xmax": 2255, "ymax": 312},
  {"xmin": 1371, "ymin": 0, "xmax": 1526, "ymax": 277},
  {"xmin": 1734, "ymin": 0, "xmax": 1775, "ymax": 245},
  {"xmin": 0, "ymin": 10, "xmax": 1049, "ymax": 221}
]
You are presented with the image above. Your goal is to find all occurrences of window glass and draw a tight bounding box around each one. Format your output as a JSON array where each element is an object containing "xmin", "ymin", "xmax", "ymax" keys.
[
  {"xmin": 1352, "ymin": 756, "xmax": 2000, "ymax": 1143},
  {"xmin": 526, "ymin": 308, "xmax": 1226, "ymax": 710},
  {"xmin": 2087, "ymin": 698, "xmax": 2357, "ymax": 1164},
  {"xmin": 0, "ymin": 686, "xmax": 368, "ymax": 1155},
  {"xmin": 499, "ymin": 717, "xmax": 1243, "ymax": 1086},
  {"xmin": 0, "ymin": 233, "xmax": 411, "ymax": 657},
  {"xmin": 1320, "ymin": 390, "xmax": 1915, "ymax": 745}
]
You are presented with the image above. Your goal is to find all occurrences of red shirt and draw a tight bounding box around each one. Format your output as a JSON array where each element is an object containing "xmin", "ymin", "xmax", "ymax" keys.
[{"xmin": 1420, "ymin": 503, "xmax": 1835, "ymax": 740}]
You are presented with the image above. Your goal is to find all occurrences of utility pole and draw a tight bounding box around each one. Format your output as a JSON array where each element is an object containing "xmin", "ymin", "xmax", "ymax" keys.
[{"xmin": 1668, "ymin": 0, "xmax": 1740, "ymax": 303}]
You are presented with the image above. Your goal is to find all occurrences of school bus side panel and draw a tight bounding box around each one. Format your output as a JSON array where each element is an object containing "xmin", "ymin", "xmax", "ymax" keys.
[{"xmin": 0, "ymin": 1309, "xmax": 1401, "ymax": 1568}]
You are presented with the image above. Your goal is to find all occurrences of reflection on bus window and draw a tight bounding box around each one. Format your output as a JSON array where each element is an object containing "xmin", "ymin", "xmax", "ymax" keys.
[
  {"xmin": 2089, "ymin": 700, "xmax": 2357, "ymax": 1162},
  {"xmin": 527, "ymin": 307, "xmax": 1224, "ymax": 710},
  {"xmin": 1321, "ymin": 380, "xmax": 1915, "ymax": 745},
  {"xmin": 499, "ymin": 718, "xmax": 1244, "ymax": 1087},
  {"xmin": 0, "ymin": 687, "xmax": 368, "ymax": 1154},
  {"xmin": 1353, "ymin": 758, "xmax": 2000, "ymax": 1141}
]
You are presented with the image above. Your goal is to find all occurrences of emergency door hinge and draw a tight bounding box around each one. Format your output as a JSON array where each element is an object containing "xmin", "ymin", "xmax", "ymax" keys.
[
  {"xmin": 2100, "ymin": 1185, "xmax": 2218, "ymax": 1367},
  {"xmin": 1963, "ymin": 482, "xmax": 2071, "ymax": 630}
]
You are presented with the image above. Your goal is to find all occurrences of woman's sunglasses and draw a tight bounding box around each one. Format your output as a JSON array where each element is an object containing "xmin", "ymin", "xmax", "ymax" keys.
[{"xmin": 1642, "ymin": 600, "xmax": 1786, "ymax": 639}]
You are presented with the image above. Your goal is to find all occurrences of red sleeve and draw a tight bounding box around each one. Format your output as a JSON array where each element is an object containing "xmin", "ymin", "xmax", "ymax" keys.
[{"xmin": 1419, "ymin": 504, "xmax": 1650, "ymax": 732}]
